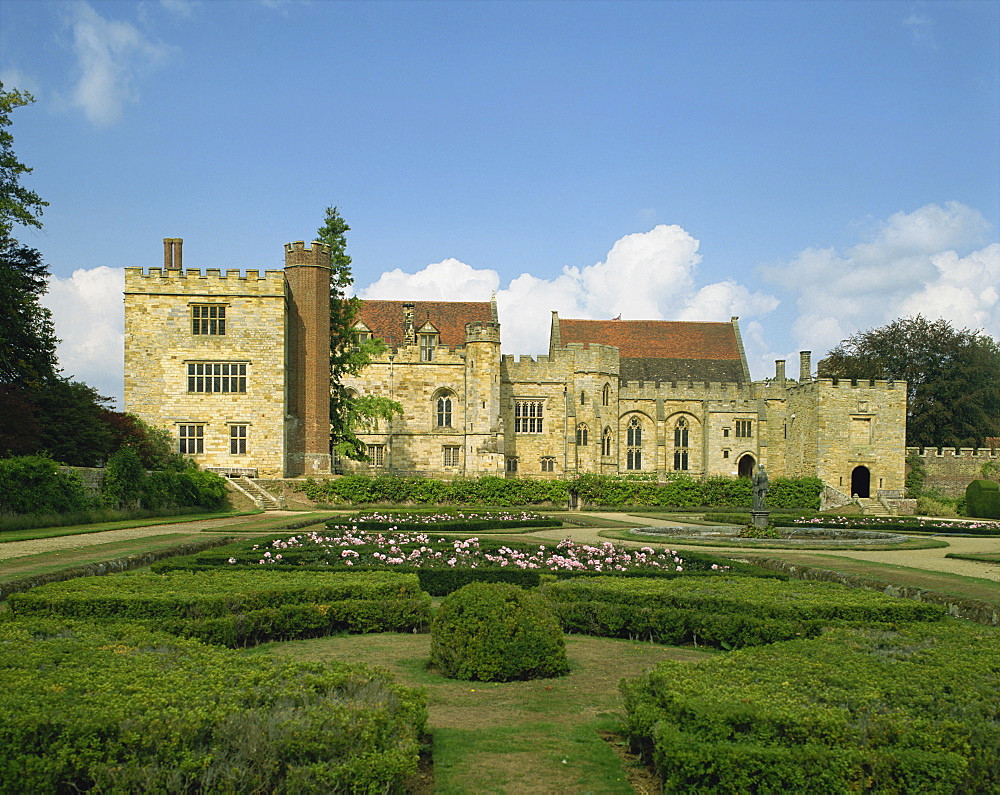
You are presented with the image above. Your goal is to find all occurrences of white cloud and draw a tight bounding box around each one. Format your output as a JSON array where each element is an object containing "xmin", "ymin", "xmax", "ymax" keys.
[
  {"xmin": 361, "ymin": 258, "xmax": 499, "ymax": 302},
  {"xmin": 903, "ymin": 11, "xmax": 936, "ymax": 49},
  {"xmin": 765, "ymin": 202, "xmax": 999, "ymax": 364},
  {"xmin": 358, "ymin": 225, "xmax": 781, "ymax": 360},
  {"xmin": 159, "ymin": 0, "xmax": 197, "ymax": 17},
  {"xmin": 66, "ymin": 1, "xmax": 170, "ymax": 126},
  {"xmin": 41, "ymin": 266, "xmax": 124, "ymax": 405},
  {"xmin": 898, "ymin": 244, "xmax": 1000, "ymax": 331}
]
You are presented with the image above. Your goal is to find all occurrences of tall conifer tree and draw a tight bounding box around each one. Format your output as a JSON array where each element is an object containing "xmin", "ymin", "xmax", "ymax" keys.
[{"xmin": 316, "ymin": 206, "xmax": 401, "ymax": 461}]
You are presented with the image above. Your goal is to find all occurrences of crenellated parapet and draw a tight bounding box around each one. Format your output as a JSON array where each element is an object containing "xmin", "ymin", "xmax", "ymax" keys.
[
  {"xmin": 790, "ymin": 377, "xmax": 905, "ymax": 393},
  {"xmin": 124, "ymin": 266, "xmax": 286, "ymax": 296},
  {"xmin": 502, "ymin": 342, "xmax": 620, "ymax": 382},
  {"xmin": 465, "ymin": 321, "xmax": 502, "ymax": 344},
  {"xmin": 618, "ymin": 379, "xmax": 752, "ymax": 402},
  {"xmin": 284, "ymin": 240, "xmax": 331, "ymax": 269},
  {"xmin": 908, "ymin": 446, "xmax": 999, "ymax": 459}
]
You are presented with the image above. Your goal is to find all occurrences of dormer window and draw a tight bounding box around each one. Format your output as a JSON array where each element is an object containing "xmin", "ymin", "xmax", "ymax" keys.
[
  {"xmin": 352, "ymin": 322, "xmax": 372, "ymax": 347},
  {"xmin": 418, "ymin": 322, "xmax": 439, "ymax": 361}
]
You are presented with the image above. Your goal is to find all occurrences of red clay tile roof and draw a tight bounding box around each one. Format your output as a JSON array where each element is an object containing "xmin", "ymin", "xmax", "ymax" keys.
[
  {"xmin": 559, "ymin": 319, "xmax": 742, "ymax": 360},
  {"xmin": 559, "ymin": 319, "xmax": 749, "ymax": 384},
  {"xmin": 358, "ymin": 300, "xmax": 493, "ymax": 350}
]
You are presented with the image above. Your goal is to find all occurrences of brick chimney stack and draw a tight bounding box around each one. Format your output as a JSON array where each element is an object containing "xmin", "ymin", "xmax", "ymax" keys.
[
  {"xmin": 284, "ymin": 241, "xmax": 332, "ymax": 475},
  {"xmin": 163, "ymin": 238, "xmax": 183, "ymax": 269}
]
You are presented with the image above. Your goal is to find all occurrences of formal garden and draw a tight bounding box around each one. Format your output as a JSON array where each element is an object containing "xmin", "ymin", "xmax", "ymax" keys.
[{"xmin": 2, "ymin": 503, "xmax": 999, "ymax": 793}]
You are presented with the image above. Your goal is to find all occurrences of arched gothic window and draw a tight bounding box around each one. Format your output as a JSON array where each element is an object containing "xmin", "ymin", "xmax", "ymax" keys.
[
  {"xmin": 602, "ymin": 427, "xmax": 612, "ymax": 457},
  {"xmin": 626, "ymin": 416, "xmax": 642, "ymax": 470},
  {"xmin": 673, "ymin": 417, "xmax": 689, "ymax": 471},
  {"xmin": 576, "ymin": 423, "xmax": 588, "ymax": 446},
  {"xmin": 602, "ymin": 383, "xmax": 611, "ymax": 406},
  {"xmin": 436, "ymin": 395, "xmax": 452, "ymax": 427}
]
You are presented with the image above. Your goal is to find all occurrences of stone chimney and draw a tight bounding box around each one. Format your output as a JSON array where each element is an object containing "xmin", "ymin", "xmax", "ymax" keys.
[
  {"xmin": 799, "ymin": 351, "xmax": 811, "ymax": 382},
  {"xmin": 775, "ymin": 359, "xmax": 786, "ymax": 385},
  {"xmin": 403, "ymin": 302, "xmax": 416, "ymax": 345}
]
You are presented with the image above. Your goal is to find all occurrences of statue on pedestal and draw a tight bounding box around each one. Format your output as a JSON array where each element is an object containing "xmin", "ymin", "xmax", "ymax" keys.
[{"xmin": 752, "ymin": 464, "xmax": 770, "ymax": 512}]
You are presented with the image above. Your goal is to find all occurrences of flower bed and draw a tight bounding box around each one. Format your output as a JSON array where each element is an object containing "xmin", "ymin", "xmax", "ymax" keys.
[
  {"xmin": 224, "ymin": 531, "xmax": 727, "ymax": 574},
  {"xmin": 789, "ymin": 515, "xmax": 1000, "ymax": 535}
]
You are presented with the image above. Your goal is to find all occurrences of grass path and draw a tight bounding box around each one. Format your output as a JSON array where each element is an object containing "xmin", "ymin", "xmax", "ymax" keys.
[{"xmin": 256, "ymin": 632, "xmax": 711, "ymax": 793}]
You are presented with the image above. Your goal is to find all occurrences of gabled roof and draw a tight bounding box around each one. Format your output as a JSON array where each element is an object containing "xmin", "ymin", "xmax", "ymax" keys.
[
  {"xmin": 555, "ymin": 317, "xmax": 751, "ymax": 384},
  {"xmin": 357, "ymin": 300, "xmax": 494, "ymax": 350},
  {"xmin": 559, "ymin": 319, "xmax": 742, "ymax": 360}
]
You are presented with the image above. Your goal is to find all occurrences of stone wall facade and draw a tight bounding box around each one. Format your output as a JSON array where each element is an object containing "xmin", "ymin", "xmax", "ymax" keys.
[
  {"xmin": 344, "ymin": 324, "xmax": 909, "ymax": 494},
  {"xmin": 124, "ymin": 239, "xmax": 331, "ymax": 477},
  {"xmin": 124, "ymin": 241, "xmax": 908, "ymax": 493}
]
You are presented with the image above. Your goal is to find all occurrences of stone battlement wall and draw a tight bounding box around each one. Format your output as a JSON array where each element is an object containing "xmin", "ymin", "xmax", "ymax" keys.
[
  {"xmin": 791, "ymin": 377, "xmax": 904, "ymax": 392},
  {"xmin": 907, "ymin": 446, "xmax": 1000, "ymax": 497},
  {"xmin": 501, "ymin": 343, "xmax": 619, "ymax": 381},
  {"xmin": 124, "ymin": 267, "xmax": 286, "ymax": 295}
]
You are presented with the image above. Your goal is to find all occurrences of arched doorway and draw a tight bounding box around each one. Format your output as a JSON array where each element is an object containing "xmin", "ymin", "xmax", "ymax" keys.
[
  {"xmin": 737, "ymin": 454, "xmax": 755, "ymax": 479},
  {"xmin": 851, "ymin": 466, "xmax": 871, "ymax": 498}
]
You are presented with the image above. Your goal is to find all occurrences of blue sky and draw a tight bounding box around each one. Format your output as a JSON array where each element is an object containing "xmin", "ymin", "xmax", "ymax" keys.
[{"xmin": 2, "ymin": 0, "xmax": 998, "ymax": 406}]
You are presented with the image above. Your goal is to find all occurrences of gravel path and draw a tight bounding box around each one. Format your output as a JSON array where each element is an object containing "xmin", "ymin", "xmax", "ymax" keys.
[{"xmin": 0, "ymin": 513, "xmax": 303, "ymax": 561}]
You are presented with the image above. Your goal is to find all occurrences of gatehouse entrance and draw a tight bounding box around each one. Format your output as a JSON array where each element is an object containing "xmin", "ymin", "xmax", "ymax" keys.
[
  {"xmin": 737, "ymin": 455, "xmax": 755, "ymax": 479},
  {"xmin": 851, "ymin": 466, "xmax": 871, "ymax": 498}
]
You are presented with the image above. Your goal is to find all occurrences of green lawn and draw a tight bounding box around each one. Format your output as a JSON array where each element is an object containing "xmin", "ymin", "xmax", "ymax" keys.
[{"xmin": 254, "ymin": 632, "xmax": 711, "ymax": 792}]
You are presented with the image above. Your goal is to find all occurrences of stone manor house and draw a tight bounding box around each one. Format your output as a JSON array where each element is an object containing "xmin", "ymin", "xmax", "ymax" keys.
[{"xmin": 124, "ymin": 239, "xmax": 908, "ymax": 499}]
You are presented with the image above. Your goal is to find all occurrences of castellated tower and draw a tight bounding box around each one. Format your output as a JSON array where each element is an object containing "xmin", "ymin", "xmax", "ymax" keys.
[
  {"xmin": 124, "ymin": 239, "xmax": 290, "ymax": 477},
  {"xmin": 463, "ymin": 320, "xmax": 504, "ymax": 473},
  {"xmin": 284, "ymin": 241, "xmax": 332, "ymax": 476},
  {"xmin": 123, "ymin": 238, "xmax": 334, "ymax": 478}
]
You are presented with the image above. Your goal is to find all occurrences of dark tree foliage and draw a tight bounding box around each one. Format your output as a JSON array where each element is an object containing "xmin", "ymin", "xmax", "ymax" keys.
[
  {"xmin": 0, "ymin": 235, "xmax": 59, "ymax": 386},
  {"xmin": 0, "ymin": 378, "xmax": 179, "ymax": 469},
  {"xmin": 818, "ymin": 316, "xmax": 1000, "ymax": 449},
  {"xmin": 316, "ymin": 206, "xmax": 401, "ymax": 462}
]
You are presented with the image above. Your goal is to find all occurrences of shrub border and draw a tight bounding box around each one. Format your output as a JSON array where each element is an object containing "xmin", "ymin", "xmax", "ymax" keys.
[
  {"xmin": 0, "ymin": 536, "xmax": 235, "ymax": 600},
  {"xmin": 746, "ymin": 557, "xmax": 999, "ymax": 627}
]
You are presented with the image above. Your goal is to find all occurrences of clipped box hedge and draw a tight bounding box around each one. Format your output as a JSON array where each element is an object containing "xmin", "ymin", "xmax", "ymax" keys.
[
  {"xmin": 8, "ymin": 570, "xmax": 430, "ymax": 646},
  {"xmin": 540, "ymin": 576, "xmax": 945, "ymax": 648},
  {"xmin": 621, "ymin": 622, "xmax": 1000, "ymax": 792},
  {"xmin": 0, "ymin": 617, "xmax": 427, "ymax": 793}
]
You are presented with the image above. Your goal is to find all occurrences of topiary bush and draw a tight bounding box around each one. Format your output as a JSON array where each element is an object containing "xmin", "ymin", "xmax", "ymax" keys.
[
  {"xmin": 966, "ymin": 479, "xmax": 1000, "ymax": 520},
  {"xmin": 430, "ymin": 582, "xmax": 569, "ymax": 682}
]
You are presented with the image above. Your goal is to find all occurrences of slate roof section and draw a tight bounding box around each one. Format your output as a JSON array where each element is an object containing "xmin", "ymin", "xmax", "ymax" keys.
[
  {"xmin": 557, "ymin": 318, "xmax": 750, "ymax": 384},
  {"xmin": 357, "ymin": 300, "xmax": 494, "ymax": 350}
]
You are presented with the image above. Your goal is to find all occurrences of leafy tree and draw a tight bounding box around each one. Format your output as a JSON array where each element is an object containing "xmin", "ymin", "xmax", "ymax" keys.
[
  {"xmin": 0, "ymin": 82, "xmax": 48, "ymax": 236},
  {"xmin": 0, "ymin": 235, "xmax": 59, "ymax": 386},
  {"xmin": 818, "ymin": 316, "xmax": 1000, "ymax": 448},
  {"xmin": 0, "ymin": 84, "xmax": 57, "ymax": 387},
  {"xmin": 102, "ymin": 446, "xmax": 146, "ymax": 509},
  {"xmin": 316, "ymin": 206, "xmax": 401, "ymax": 461}
]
